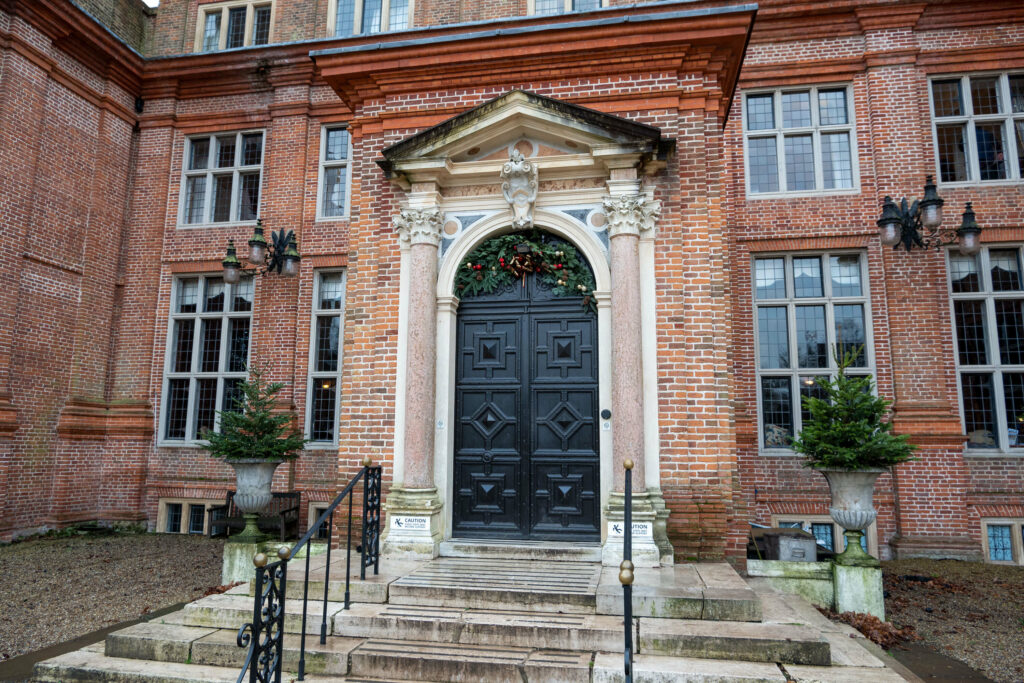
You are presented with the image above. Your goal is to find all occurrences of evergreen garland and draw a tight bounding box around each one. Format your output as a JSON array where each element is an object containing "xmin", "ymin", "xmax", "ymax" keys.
[
  {"xmin": 792, "ymin": 347, "xmax": 916, "ymax": 470},
  {"xmin": 200, "ymin": 365, "xmax": 308, "ymax": 461},
  {"xmin": 454, "ymin": 231, "xmax": 597, "ymax": 312}
]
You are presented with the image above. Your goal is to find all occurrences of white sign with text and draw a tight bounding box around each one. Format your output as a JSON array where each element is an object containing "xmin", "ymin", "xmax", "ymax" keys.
[
  {"xmin": 607, "ymin": 521, "xmax": 652, "ymax": 538},
  {"xmin": 390, "ymin": 516, "xmax": 429, "ymax": 531}
]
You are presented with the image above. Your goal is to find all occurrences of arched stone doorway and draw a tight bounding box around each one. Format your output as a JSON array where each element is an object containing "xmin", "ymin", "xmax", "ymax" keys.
[{"xmin": 451, "ymin": 231, "xmax": 600, "ymax": 540}]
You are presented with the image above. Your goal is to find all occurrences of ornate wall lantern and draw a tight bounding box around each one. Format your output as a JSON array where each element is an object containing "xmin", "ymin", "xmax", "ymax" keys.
[
  {"xmin": 222, "ymin": 219, "xmax": 301, "ymax": 283},
  {"xmin": 877, "ymin": 176, "xmax": 982, "ymax": 255}
]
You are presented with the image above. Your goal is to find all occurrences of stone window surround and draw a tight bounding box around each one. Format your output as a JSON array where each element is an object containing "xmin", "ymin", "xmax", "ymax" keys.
[
  {"xmin": 157, "ymin": 497, "xmax": 218, "ymax": 535},
  {"xmin": 928, "ymin": 72, "xmax": 1024, "ymax": 186},
  {"xmin": 308, "ymin": 502, "xmax": 331, "ymax": 539},
  {"xmin": 980, "ymin": 518, "xmax": 1024, "ymax": 565},
  {"xmin": 771, "ymin": 513, "xmax": 879, "ymax": 558},
  {"xmin": 752, "ymin": 250, "xmax": 875, "ymax": 454},
  {"xmin": 326, "ymin": 0, "xmax": 415, "ymax": 38},
  {"xmin": 528, "ymin": 0, "xmax": 609, "ymax": 15},
  {"xmin": 946, "ymin": 244, "xmax": 1024, "ymax": 454},
  {"xmin": 741, "ymin": 83, "xmax": 860, "ymax": 199},
  {"xmin": 192, "ymin": 0, "xmax": 275, "ymax": 52},
  {"xmin": 305, "ymin": 269, "xmax": 347, "ymax": 446}
]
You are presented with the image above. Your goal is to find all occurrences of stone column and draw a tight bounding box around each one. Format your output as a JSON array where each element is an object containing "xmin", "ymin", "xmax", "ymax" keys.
[
  {"xmin": 601, "ymin": 185, "xmax": 665, "ymax": 566},
  {"xmin": 382, "ymin": 205, "xmax": 445, "ymax": 559}
]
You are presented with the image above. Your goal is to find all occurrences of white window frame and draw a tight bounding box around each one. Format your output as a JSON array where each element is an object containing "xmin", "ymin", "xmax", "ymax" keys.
[
  {"xmin": 981, "ymin": 518, "xmax": 1024, "ymax": 565},
  {"xmin": 193, "ymin": 0, "xmax": 275, "ymax": 52},
  {"xmin": 160, "ymin": 274, "xmax": 253, "ymax": 446},
  {"xmin": 753, "ymin": 251, "xmax": 875, "ymax": 453},
  {"xmin": 316, "ymin": 126, "xmax": 352, "ymax": 221},
  {"xmin": 307, "ymin": 503, "xmax": 331, "ymax": 540},
  {"xmin": 179, "ymin": 130, "xmax": 265, "ymax": 228},
  {"xmin": 772, "ymin": 514, "xmax": 879, "ymax": 558},
  {"xmin": 327, "ymin": 0, "xmax": 414, "ymax": 37},
  {"xmin": 741, "ymin": 84, "xmax": 860, "ymax": 199},
  {"xmin": 305, "ymin": 270, "xmax": 346, "ymax": 446},
  {"xmin": 929, "ymin": 72, "xmax": 1024, "ymax": 186},
  {"xmin": 158, "ymin": 498, "xmax": 218, "ymax": 534},
  {"xmin": 946, "ymin": 245, "xmax": 1024, "ymax": 453},
  {"xmin": 528, "ymin": 0, "xmax": 608, "ymax": 15}
]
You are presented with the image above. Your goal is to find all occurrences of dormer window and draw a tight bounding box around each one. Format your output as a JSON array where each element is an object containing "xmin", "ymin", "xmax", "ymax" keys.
[
  {"xmin": 330, "ymin": 0, "xmax": 411, "ymax": 37},
  {"xmin": 195, "ymin": 1, "xmax": 273, "ymax": 52}
]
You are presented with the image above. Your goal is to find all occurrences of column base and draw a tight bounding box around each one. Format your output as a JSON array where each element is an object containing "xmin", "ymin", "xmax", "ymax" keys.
[
  {"xmin": 601, "ymin": 490, "xmax": 671, "ymax": 567},
  {"xmin": 381, "ymin": 486, "xmax": 443, "ymax": 561}
]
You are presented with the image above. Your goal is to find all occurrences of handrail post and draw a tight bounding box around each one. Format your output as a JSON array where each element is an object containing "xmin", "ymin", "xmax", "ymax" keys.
[
  {"xmin": 320, "ymin": 509, "xmax": 334, "ymax": 646},
  {"xmin": 344, "ymin": 489, "xmax": 353, "ymax": 610},
  {"xmin": 297, "ymin": 539, "xmax": 311, "ymax": 680},
  {"xmin": 620, "ymin": 459, "xmax": 635, "ymax": 683}
]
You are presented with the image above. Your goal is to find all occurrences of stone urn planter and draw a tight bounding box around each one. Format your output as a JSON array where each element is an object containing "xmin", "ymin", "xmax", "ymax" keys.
[
  {"xmin": 819, "ymin": 467, "xmax": 886, "ymax": 563},
  {"xmin": 229, "ymin": 458, "xmax": 284, "ymax": 541}
]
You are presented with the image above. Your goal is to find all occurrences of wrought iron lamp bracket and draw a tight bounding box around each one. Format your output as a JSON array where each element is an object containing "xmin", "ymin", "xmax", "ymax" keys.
[{"xmin": 890, "ymin": 197, "xmax": 958, "ymax": 252}]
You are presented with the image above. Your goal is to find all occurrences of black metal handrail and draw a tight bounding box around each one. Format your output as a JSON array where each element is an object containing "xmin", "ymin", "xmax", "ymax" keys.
[
  {"xmin": 619, "ymin": 458, "xmax": 635, "ymax": 683},
  {"xmin": 236, "ymin": 458, "xmax": 382, "ymax": 683}
]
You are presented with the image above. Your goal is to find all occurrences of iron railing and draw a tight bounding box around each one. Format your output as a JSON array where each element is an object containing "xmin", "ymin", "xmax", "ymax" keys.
[
  {"xmin": 619, "ymin": 458, "xmax": 635, "ymax": 683},
  {"xmin": 236, "ymin": 458, "xmax": 382, "ymax": 683}
]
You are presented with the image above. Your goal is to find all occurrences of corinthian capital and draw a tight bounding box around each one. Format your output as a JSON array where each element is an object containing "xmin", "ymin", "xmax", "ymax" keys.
[
  {"xmin": 602, "ymin": 195, "xmax": 661, "ymax": 238},
  {"xmin": 395, "ymin": 207, "xmax": 443, "ymax": 246}
]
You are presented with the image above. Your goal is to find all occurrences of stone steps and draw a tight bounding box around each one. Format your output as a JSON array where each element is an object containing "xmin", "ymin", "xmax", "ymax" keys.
[
  {"xmin": 332, "ymin": 603, "xmax": 829, "ymax": 664},
  {"xmin": 439, "ymin": 538, "xmax": 604, "ymax": 562},
  {"xmin": 387, "ymin": 556, "xmax": 602, "ymax": 613},
  {"xmin": 32, "ymin": 559, "xmax": 912, "ymax": 683}
]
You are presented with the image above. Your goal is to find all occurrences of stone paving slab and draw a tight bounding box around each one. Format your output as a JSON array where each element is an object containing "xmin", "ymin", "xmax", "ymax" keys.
[
  {"xmin": 592, "ymin": 651, "xmax": 788, "ymax": 682},
  {"xmin": 597, "ymin": 564, "xmax": 761, "ymax": 621}
]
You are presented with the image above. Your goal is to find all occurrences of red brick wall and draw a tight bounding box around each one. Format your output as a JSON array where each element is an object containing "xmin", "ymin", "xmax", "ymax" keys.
[{"xmin": 4, "ymin": 0, "xmax": 1024, "ymax": 566}]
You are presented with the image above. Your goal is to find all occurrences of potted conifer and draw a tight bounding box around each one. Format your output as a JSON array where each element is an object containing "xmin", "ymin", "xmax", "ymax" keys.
[
  {"xmin": 792, "ymin": 348, "xmax": 915, "ymax": 561},
  {"xmin": 201, "ymin": 365, "xmax": 307, "ymax": 542}
]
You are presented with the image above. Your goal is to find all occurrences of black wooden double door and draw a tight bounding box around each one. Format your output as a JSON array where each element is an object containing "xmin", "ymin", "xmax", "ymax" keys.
[{"xmin": 452, "ymin": 278, "xmax": 600, "ymax": 541}]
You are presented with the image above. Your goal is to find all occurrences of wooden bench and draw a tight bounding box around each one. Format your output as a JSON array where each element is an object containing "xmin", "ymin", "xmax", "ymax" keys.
[{"xmin": 208, "ymin": 491, "xmax": 301, "ymax": 541}]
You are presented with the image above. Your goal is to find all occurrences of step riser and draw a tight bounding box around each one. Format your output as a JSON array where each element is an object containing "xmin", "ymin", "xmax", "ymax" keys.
[
  {"xmin": 640, "ymin": 634, "xmax": 830, "ymax": 666},
  {"xmin": 246, "ymin": 578, "xmax": 389, "ymax": 604},
  {"xmin": 349, "ymin": 645, "xmax": 591, "ymax": 683},
  {"xmin": 439, "ymin": 540, "xmax": 603, "ymax": 563},
  {"xmin": 181, "ymin": 604, "xmax": 339, "ymax": 635},
  {"xmin": 333, "ymin": 613, "xmax": 623, "ymax": 652},
  {"xmin": 388, "ymin": 586, "xmax": 596, "ymax": 614},
  {"xmin": 189, "ymin": 637, "xmax": 349, "ymax": 675}
]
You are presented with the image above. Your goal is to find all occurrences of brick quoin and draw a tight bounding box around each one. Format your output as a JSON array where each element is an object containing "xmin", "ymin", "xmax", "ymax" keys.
[{"xmin": 0, "ymin": 0, "xmax": 1022, "ymax": 570}]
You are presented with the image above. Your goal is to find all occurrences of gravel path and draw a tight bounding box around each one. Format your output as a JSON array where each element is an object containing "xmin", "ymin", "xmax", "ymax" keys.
[
  {"xmin": 0, "ymin": 532, "xmax": 225, "ymax": 662},
  {"xmin": 883, "ymin": 558, "xmax": 1024, "ymax": 683}
]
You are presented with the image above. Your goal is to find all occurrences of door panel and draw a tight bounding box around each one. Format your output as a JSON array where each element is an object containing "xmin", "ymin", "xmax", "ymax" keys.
[{"xmin": 453, "ymin": 278, "xmax": 600, "ymax": 541}]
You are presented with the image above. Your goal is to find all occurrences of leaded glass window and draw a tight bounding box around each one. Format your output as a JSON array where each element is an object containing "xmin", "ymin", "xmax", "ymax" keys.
[
  {"xmin": 754, "ymin": 253, "xmax": 872, "ymax": 450},
  {"xmin": 163, "ymin": 275, "xmax": 252, "ymax": 442},
  {"xmin": 195, "ymin": 2, "xmax": 273, "ymax": 52},
  {"xmin": 319, "ymin": 127, "xmax": 351, "ymax": 219},
  {"xmin": 307, "ymin": 272, "xmax": 346, "ymax": 443},
  {"xmin": 949, "ymin": 246, "xmax": 1024, "ymax": 450},
  {"xmin": 930, "ymin": 73, "xmax": 1024, "ymax": 183},
  {"xmin": 332, "ymin": 0, "xmax": 412, "ymax": 36},
  {"xmin": 743, "ymin": 86, "xmax": 857, "ymax": 195},
  {"xmin": 181, "ymin": 132, "xmax": 264, "ymax": 225}
]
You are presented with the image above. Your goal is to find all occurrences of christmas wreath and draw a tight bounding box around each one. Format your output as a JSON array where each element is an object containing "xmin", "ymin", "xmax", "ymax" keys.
[{"xmin": 454, "ymin": 232, "xmax": 597, "ymax": 311}]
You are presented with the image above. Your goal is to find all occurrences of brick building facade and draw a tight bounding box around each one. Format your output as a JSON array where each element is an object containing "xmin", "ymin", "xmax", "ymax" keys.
[{"xmin": 1, "ymin": 0, "xmax": 1022, "ymax": 567}]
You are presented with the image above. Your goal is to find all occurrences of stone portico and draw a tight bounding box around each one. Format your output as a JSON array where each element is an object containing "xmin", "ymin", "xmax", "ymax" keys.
[{"xmin": 374, "ymin": 91, "xmax": 674, "ymax": 565}]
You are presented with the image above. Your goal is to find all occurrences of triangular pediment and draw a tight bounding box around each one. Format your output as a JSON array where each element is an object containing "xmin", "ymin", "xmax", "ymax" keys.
[{"xmin": 379, "ymin": 90, "xmax": 672, "ymax": 183}]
